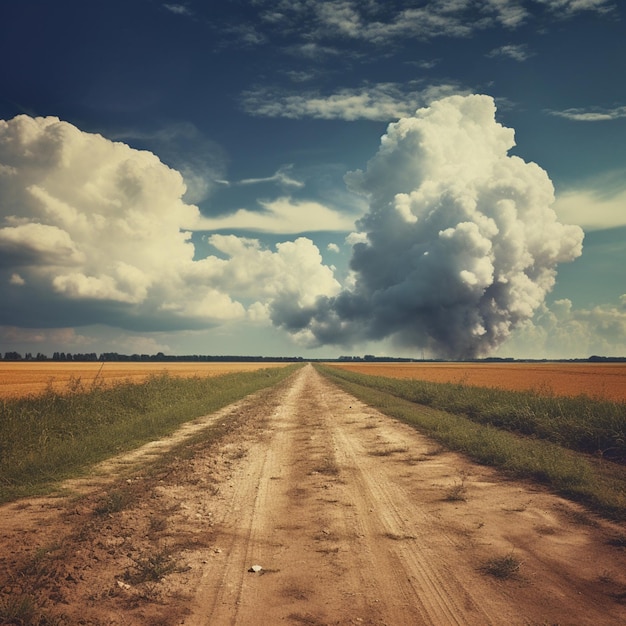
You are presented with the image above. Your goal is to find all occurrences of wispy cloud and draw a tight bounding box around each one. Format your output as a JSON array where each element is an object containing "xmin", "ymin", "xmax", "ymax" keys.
[
  {"xmin": 238, "ymin": 165, "xmax": 304, "ymax": 189},
  {"xmin": 163, "ymin": 3, "xmax": 193, "ymax": 17},
  {"xmin": 547, "ymin": 105, "xmax": 626, "ymax": 121},
  {"xmin": 537, "ymin": 0, "xmax": 615, "ymax": 18},
  {"xmin": 487, "ymin": 44, "xmax": 532, "ymax": 62},
  {"xmin": 554, "ymin": 176, "xmax": 626, "ymax": 230},
  {"xmin": 487, "ymin": 0, "xmax": 529, "ymax": 27},
  {"xmin": 237, "ymin": 0, "xmax": 614, "ymax": 50},
  {"xmin": 191, "ymin": 197, "xmax": 356, "ymax": 234},
  {"xmin": 287, "ymin": 42, "xmax": 343, "ymax": 60},
  {"xmin": 241, "ymin": 82, "xmax": 467, "ymax": 121}
]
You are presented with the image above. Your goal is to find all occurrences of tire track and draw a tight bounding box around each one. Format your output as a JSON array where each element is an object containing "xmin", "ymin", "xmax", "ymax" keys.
[{"xmin": 185, "ymin": 369, "xmax": 308, "ymax": 625}]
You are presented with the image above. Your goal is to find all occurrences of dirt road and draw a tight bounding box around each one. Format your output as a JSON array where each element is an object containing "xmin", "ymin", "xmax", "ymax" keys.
[{"xmin": 1, "ymin": 364, "xmax": 625, "ymax": 625}]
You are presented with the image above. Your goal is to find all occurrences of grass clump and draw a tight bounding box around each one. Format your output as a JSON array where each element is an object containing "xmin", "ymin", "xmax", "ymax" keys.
[
  {"xmin": 93, "ymin": 489, "xmax": 133, "ymax": 516},
  {"xmin": 0, "ymin": 594, "xmax": 64, "ymax": 625},
  {"xmin": 480, "ymin": 553, "xmax": 522, "ymax": 579},
  {"xmin": 316, "ymin": 364, "xmax": 626, "ymax": 520},
  {"xmin": 125, "ymin": 548, "xmax": 181, "ymax": 584},
  {"xmin": 443, "ymin": 480, "xmax": 468, "ymax": 502},
  {"xmin": 0, "ymin": 365, "xmax": 301, "ymax": 503},
  {"xmin": 0, "ymin": 594, "xmax": 41, "ymax": 625}
]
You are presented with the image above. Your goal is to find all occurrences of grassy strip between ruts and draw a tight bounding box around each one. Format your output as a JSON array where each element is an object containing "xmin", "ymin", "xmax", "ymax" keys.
[
  {"xmin": 316, "ymin": 364, "xmax": 626, "ymax": 521},
  {"xmin": 0, "ymin": 364, "xmax": 301, "ymax": 503}
]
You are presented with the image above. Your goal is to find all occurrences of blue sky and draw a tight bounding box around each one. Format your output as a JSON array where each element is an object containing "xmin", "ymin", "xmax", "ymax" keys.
[{"xmin": 0, "ymin": 0, "xmax": 625, "ymax": 359}]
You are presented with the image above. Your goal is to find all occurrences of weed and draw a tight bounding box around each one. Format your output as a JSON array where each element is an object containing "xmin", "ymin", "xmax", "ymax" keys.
[
  {"xmin": 0, "ymin": 591, "xmax": 65, "ymax": 625},
  {"xmin": 0, "ymin": 593, "xmax": 38, "ymax": 624},
  {"xmin": 21, "ymin": 544, "xmax": 63, "ymax": 583},
  {"xmin": 94, "ymin": 490, "xmax": 132, "ymax": 516},
  {"xmin": 383, "ymin": 532, "xmax": 416, "ymax": 541},
  {"xmin": 369, "ymin": 445, "xmax": 408, "ymax": 457},
  {"xmin": 229, "ymin": 447, "xmax": 247, "ymax": 460},
  {"xmin": 443, "ymin": 480, "xmax": 468, "ymax": 502},
  {"xmin": 481, "ymin": 552, "xmax": 522, "ymax": 579},
  {"xmin": 311, "ymin": 458, "xmax": 340, "ymax": 476},
  {"xmin": 149, "ymin": 515, "xmax": 168, "ymax": 533},
  {"xmin": 125, "ymin": 548, "xmax": 181, "ymax": 584}
]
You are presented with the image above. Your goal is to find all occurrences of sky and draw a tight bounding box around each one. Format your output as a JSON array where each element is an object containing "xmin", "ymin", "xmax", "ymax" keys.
[{"xmin": 0, "ymin": 0, "xmax": 625, "ymax": 360}]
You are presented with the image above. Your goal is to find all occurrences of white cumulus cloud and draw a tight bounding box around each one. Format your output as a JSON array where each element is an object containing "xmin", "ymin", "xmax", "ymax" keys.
[
  {"xmin": 500, "ymin": 297, "xmax": 626, "ymax": 358},
  {"xmin": 0, "ymin": 115, "xmax": 340, "ymax": 332}
]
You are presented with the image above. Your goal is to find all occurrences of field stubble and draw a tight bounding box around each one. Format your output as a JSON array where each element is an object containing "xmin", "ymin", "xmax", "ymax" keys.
[
  {"xmin": 0, "ymin": 362, "xmax": 290, "ymax": 399},
  {"xmin": 330, "ymin": 362, "xmax": 626, "ymax": 402}
]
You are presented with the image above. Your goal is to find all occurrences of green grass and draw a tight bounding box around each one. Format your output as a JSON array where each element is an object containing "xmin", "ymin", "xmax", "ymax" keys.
[
  {"xmin": 323, "ymin": 366, "xmax": 626, "ymax": 460},
  {"xmin": 316, "ymin": 364, "xmax": 626, "ymax": 520},
  {"xmin": 0, "ymin": 364, "xmax": 301, "ymax": 503}
]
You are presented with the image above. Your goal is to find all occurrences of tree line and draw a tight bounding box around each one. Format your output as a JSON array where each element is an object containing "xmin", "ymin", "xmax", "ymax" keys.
[
  {"xmin": 1, "ymin": 351, "xmax": 624, "ymax": 363},
  {"xmin": 1, "ymin": 351, "xmax": 306, "ymax": 363}
]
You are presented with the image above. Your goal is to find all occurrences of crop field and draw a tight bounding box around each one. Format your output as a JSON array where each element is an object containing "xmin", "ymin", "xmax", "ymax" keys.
[
  {"xmin": 0, "ymin": 361, "xmax": 292, "ymax": 399},
  {"xmin": 329, "ymin": 361, "xmax": 626, "ymax": 402}
]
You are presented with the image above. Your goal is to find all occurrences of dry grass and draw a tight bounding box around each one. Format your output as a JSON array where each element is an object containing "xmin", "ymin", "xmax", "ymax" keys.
[
  {"xmin": 0, "ymin": 362, "xmax": 291, "ymax": 399},
  {"xmin": 0, "ymin": 365, "xmax": 301, "ymax": 503},
  {"xmin": 443, "ymin": 481, "xmax": 468, "ymax": 502},
  {"xmin": 329, "ymin": 362, "xmax": 626, "ymax": 402},
  {"xmin": 480, "ymin": 553, "xmax": 522, "ymax": 579},
  {"xmin": 369, "ymin": 445, "xmax": 409, "ymax": 457},
  {"xmin": 124, "ymin": 548, "xmax": 182, "ymax": 584}
]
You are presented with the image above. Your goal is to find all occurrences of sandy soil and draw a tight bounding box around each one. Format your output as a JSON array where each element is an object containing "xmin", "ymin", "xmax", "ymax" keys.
[{"xmin": 1, "ymin": 364, "xmax": 625, "ymax": 625}]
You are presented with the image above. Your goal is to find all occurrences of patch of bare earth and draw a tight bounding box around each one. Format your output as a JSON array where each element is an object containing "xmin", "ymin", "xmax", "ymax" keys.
[{"xmin": 1, "ymin": 364, "xmax": 625, "ymax": 625}]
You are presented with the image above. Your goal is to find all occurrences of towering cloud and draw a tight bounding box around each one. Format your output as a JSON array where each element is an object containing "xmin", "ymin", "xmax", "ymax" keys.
[{"xmin": 271, "ymin": 95, "xmax": 584, "ymax": 358}]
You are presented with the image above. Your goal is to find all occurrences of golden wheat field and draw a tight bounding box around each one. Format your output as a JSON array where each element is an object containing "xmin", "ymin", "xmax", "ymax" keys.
[
  {"xmin": 0, "ymin": 362, "xmax": 291, "ymax": 399},
  {"xmin": 330, "ymin": 362, "xmax": 626, "ymax": 402}
]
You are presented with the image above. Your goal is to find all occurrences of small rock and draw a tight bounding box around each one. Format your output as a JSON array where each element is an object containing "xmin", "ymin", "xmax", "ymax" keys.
[
  {"xmin": 116, "ymin": 580, "xmax": 131, "ymax": 590},
  {"xmin": 248, "ymin": 565, "xmax": 263, "ymax": 573}
]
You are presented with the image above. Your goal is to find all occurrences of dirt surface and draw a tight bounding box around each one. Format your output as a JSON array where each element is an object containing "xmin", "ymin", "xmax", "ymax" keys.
[{"xmin": 1, "ymin": 364, "xmax": 625, "ymax": 625}]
